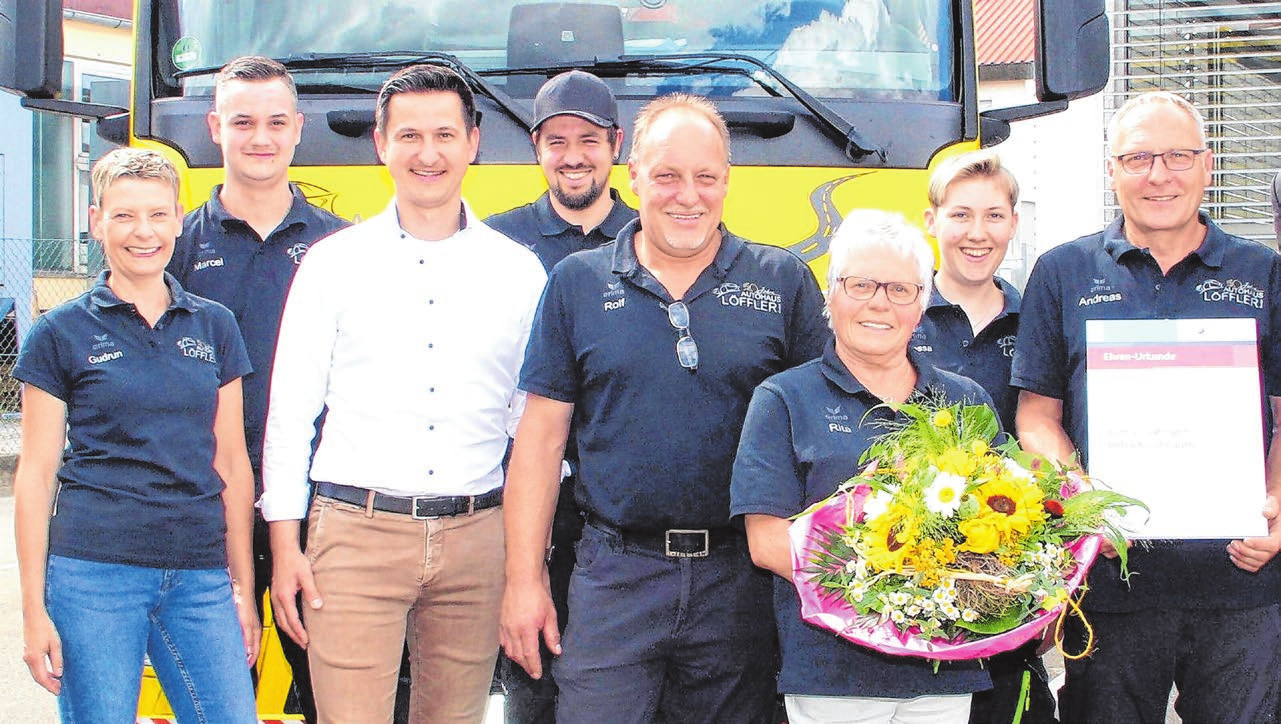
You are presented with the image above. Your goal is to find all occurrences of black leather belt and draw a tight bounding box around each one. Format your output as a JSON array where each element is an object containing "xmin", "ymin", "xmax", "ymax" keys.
[
  {"xmin": 315, "ymin": 481, "xmax": 502, "ymax": 519},
  {"xmin": 586, "ymin": 515, "xmax": 740, "ymax": 558}
]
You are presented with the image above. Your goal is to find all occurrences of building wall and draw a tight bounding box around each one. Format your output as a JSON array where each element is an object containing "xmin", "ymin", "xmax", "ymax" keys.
[{"xmin": 978, "ymin": 78, "xmax": 1108, "ymax": 288}]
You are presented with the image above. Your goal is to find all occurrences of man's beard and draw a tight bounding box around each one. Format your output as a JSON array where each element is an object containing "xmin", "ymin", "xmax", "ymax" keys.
[{"xmin": 551, "ymin": 175, "xmax": 605, "ymax": 211}]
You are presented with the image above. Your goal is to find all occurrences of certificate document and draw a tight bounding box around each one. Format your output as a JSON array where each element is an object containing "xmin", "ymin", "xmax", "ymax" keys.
[{"xmin": 1086, "ymin": 318, "xmax": 1268, "ymax": 539}]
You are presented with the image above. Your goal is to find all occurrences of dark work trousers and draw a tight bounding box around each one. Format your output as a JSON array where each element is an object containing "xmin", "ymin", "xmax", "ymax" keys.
[
  {"xmin": 553, "ymin": 523, "xmax": 778, "ymax": 724},
  {"xmin": 1058, "ymin": 604, "xmax": 1281, "ymax": 724},
  {"xmin": 968, "ymin": 639, "xmax": 1057, "ymax": 724},
  {"xmin": 502, "ymin": 476, "xmax": 584, "ymax": 724},
  {"xmin": 253, "ymin": 515, "xmax": 316, "ymax": 723}
]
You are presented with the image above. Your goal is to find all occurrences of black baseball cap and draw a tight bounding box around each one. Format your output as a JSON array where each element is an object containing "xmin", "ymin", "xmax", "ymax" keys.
[{"xmin": 531, "ymin": 70, "xmax": 619, "ymax": 131}]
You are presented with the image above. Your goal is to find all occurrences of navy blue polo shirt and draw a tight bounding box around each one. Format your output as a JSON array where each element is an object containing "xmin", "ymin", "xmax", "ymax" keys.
[
  {"xmin": 730, "ymin": 341, "xmax": 993, "ymax": 698},
  {"xmin": 485, "ymin": 189, "xmax": 637, "ymax": 272},
  {"xmin": 912, "ymin": 277, "xmax": 1021, "ymax": 430},
  {"xmin": 1012, "ymin": 213, "xmax": 1281, "ymax": 611},
  {"xmin": 168, "ymin": 184, "xmax": 349, "ymax": 473},
  {"xmin": 519, "ymin": 220, "xmax": 829, "ymax": 530},
  {"xmin": 14, "ymin": 272, "xmax": 252, "ymax": 569}
]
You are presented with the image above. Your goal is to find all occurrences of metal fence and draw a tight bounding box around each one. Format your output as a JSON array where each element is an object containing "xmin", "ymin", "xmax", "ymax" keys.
[{"xmin": 0, "ymin": 237, "xmax": 105, "ymax": 456}]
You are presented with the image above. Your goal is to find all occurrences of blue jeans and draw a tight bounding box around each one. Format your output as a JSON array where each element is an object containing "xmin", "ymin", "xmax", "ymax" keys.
[{"xmin": 45, "ymin": 555, "xmax": 257, "ymax": 724}]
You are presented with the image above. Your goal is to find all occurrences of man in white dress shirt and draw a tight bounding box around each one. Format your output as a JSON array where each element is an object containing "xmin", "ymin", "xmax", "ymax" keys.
[{"xmin": 260, "ymin": 64, "xmax": 546, "ymax": 723}]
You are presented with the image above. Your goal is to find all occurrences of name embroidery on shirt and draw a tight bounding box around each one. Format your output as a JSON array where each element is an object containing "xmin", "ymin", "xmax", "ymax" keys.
[
  {"xmin": 602, "ymin": 280, "xmax": 626, "ymax": 312},
  {"xmin": 997, "ymin": 335, "xmax": 1016, "ymax": 358},
  {"xmin": 714, "ymin": 282, "xmax": 783, "ymax": 314},
  {"xmin": 824, "ymin": 405, "xmax": 852, "ymax": 434},
  {"xmin": 1078, "ymin": 292, "xmax": 1123, "ymax": 306},
  {"xmin": 1196, "ymin": 278, "xmax": 1264, "ymax": 309},
  {"xmin": 193, "ymin": 257, "xmax": 225, "ymax": 272},
  {"xmin": 176, "ymin": 336, "xmax": 217, "ymax": 363},
  {"xmin": 87, "ymin": 350, "xmax": 123, "ymax": 364},
  {"xmin": 287, "ymin": 242, "xmax": 310, "ymax": 265}
]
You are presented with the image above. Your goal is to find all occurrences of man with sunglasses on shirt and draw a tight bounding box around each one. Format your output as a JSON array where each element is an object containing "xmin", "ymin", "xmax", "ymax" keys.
[
  {"xmin": 500, "ymin": 94, "xmax": 828, "ymax": 724},
  {"xmin": 1014, "ymin": 90, "xmax": 1281, "ymax": 722}
]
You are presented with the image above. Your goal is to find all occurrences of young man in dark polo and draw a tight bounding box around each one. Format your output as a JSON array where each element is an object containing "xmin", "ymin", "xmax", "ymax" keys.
[
  {"xmin": 166, "ymin": 55, "xmax": 348, "ymax": 722},
  {"xmin": 1014, "ymin": 91, "xmax": 1281, "ymax": 722},
  {"xmin": 501, "ymin": 94, "xmax": 828, "ymax": 723},
  {"xmin": 486, "ymin": 69, "xmax": 636, "ymax": 724}
]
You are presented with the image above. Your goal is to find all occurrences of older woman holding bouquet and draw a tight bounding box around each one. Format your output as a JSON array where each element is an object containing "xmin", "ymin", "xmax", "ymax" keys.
[{"xmin": 730, "ymin": 210, "xmax": 993, "ymax": 723}]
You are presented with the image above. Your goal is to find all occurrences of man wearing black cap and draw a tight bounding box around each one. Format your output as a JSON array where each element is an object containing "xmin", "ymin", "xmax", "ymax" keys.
[
  {"xmin": 487, "ymin": 70, "xmax": 636, "ymax": 724},
  {"xmin": 488, "ymin": 70, "xmax": 637, "ymax": 271}
]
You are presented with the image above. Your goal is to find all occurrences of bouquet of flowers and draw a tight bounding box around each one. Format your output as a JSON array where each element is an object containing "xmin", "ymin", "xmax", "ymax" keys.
[{"xmin": 789, "ymin": 397, "xmax": 1145, "ymax": 661}]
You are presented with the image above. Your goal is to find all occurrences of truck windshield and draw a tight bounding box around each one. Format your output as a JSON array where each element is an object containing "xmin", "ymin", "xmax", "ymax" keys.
[{"xmin": 162, "ymin": 0, "xmax": 954, "ymax": 101}]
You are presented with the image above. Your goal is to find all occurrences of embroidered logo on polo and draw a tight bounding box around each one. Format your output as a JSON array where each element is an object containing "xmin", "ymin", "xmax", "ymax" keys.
[
  {"xmin": 286, "ymin": 242, "xmax": 310, "ymax": 265},
  {"xmin": 824, "ymin": 405, "xmax": 852, "ymax": 433},
  {"xmin": 997, "ymin": 334, "xmax": 1016, "ymax": 358},
  {"xmin": 713, "ymin": 282, "xmax": 783, "ymax": 314},
  {"xmin": 1196, "ymin": 278, "xmax": 1264, "ymax": 309},
  {"xmin": 601, "ymin": 280, "xmax": 626, "ymax": 312},
  {"xmin": 87, "ymin": 333, "xmax": 121, "ymax": 364},
  {"xmin": 909, "ymin": 328, "xmax": 933, "ymax": 354},
  {"xmin": 176, "ymin": 336, "xmax": 217, "ymax": 363}
]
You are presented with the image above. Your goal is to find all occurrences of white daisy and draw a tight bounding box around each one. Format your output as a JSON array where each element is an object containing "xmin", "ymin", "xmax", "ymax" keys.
[{"xmin": 924, "ymin": 470, "xmax": 966, "ymax": 516}]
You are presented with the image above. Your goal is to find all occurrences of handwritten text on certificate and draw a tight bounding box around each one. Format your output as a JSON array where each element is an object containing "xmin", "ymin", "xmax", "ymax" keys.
[{"xmin": 1086, "ymin": 318, "xmax": 1267, "ymax": 539}]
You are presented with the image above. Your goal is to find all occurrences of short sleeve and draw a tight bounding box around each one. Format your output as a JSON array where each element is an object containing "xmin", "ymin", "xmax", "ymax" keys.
[
  {"xmin": 518, "ymin": 262, "xmax": 581, "ymax": 402},
  {"xmin": 731, "ymin": 382, "xmax": 805, "ymax": 519},
  {"xmin": 212, "ymin": 306, "xmax": 252, "ymax": 386},
  {"xmin": 1010, "ymin": 253, "xmax": 1068, "ymax": 400},
  {"xmin": 787, "ymin": 260, "xmax": 831, "ymax": 366},
  {"xmin": 12, "ymin": 315, "xmax": 72, "ymax": 402}
]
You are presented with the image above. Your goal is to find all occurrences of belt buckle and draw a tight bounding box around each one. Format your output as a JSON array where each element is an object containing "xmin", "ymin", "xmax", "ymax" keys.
[
  {"xmin": 665, "ymin": 529, "xmax": 709, "ymax": 558},
  {"xmin": 412, "ymin": 496, "xmax": 440, "ymax": 520}
]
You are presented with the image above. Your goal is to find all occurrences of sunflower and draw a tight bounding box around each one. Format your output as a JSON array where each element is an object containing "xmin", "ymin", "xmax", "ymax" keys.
[
  {"xmin": 862, "ymin": 503, "xmax": 920, "ymax": 572},
  {"xmin": 972, "ymin": 476, "xmax": 1046, "ymax": 539}
]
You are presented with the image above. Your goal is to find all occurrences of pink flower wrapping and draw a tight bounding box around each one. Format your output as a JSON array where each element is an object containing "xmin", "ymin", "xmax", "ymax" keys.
[{"xmin": 788, "ymin": 485, "xmax": 1102, "ymax": 661}]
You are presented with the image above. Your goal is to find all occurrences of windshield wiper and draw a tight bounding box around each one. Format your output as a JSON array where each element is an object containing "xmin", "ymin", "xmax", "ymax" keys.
[
  {"xmin": 177, "ymin": 51, "xmax": 534, "ymax": 132},
  {"xmin": 637, "ymin": 54, "xmax": 883, "ymax": 162},
  {"xmin": 490, "ymin": 53, "xmax": 883, "ymax": 162},
  {"xmin": 484, "ymin": 56, "xmax": 786, "ymax": 99}
]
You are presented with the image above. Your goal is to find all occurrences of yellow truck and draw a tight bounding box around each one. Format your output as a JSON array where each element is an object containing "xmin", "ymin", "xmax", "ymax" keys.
[{"xmin": 2, "ymin": 0, "xmax": 1109, "ymax": 719}]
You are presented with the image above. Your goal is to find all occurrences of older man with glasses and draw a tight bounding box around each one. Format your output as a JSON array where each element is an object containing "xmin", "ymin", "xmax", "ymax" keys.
[
  {"xmin": 1014, "ymin": 90, "xmax": 1281, "ymax": 722},
  {"xmin": 501, "ymin": 93, "xmax": 828, "ymax": 724}
]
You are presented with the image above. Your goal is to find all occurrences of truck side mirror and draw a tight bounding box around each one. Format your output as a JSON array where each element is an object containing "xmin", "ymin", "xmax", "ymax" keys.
[
  {"xmin": 1036, "ymin": 0, "xmax": 1110, "ymax": 102},
  {"xmin": 0, "ymin": 0, "xmax": 63, "ymax": 98}
]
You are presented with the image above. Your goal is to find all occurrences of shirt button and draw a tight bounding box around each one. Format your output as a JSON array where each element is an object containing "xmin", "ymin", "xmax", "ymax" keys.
[
  {"xmin": 1155, "ymin": 283, "xmax": 1162, "ymax": 291},
  {"xmin": 961, "ymin": 340, "xmax": 971, "ymax": 348}
]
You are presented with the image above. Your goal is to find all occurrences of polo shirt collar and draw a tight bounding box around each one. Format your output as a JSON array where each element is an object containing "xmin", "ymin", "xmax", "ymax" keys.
[
  {"xmin": 610, "ymin": 219, "xmax": 744, "ymax": 280},
  {"xmin": 532, "ymin": 188, "xmax": 633, "ymax": 239},
  {"xmin": 926, "ymin": 276, "xmax": 1021, "ymax": 316},
  {"xmin": 818, "ymin": 337, "xmax": 946, "ymax": 397},
  {"xmin": 204, "ymin": 183, "xmax": 315, "ymax": 237},
  {"xmin": 87, "ymin": 270, "xmax": 200, "ymax": 313},
  {"xmin": 1103, "ymin": 211, "xmax": 1225, "ymax": 269}
]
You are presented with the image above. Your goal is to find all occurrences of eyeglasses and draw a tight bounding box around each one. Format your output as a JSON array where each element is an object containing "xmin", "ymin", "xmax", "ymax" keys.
[
  {"xmin": 837, "ymin": 276, "xmax": 923, "ymax": 306},
  {"xmin": 667, "ymin": 301, "xmax": 698, "ymax": 372},
  {"xmin": 1113, "ymin": 148, "xmax": 1207, "ymax": 175}
]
